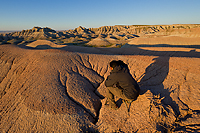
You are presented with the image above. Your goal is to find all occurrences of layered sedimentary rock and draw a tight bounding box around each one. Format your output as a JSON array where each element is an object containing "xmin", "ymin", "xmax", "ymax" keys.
[
  {"xmin": 1, "ymin": 24, "xmax": 200, "ymax": 47},
  {"xmin": 0, "ymin": 44, "xmax": 200, "ymax": 132}
]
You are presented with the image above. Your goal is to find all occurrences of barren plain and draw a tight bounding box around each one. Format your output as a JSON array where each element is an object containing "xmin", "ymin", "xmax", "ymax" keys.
[{"xmin": 0, "ymin": 24, "xmax": 200, "ymax": 132}]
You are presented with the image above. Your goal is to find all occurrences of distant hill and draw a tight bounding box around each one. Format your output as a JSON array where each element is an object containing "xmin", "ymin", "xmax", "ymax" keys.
[
  {"xmin": 1, "ymin": 24, "xmax": 200, "ymax": 47},
  {"xmin": 0, "ymin": 31, "xmax": 18, "ymax": 33}
]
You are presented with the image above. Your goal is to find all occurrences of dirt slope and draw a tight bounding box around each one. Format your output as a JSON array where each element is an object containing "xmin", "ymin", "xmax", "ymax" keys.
[
  {"xmin": 0, "ymin": 44, "xmax": 200, "ymax": 132},
  {"xmin": 1, "ymin": 24, "xmax": 200, "ymax": 47},
  {"xmin": 26, "ymin": 40, "xmax": 67, "ymax": 48}
]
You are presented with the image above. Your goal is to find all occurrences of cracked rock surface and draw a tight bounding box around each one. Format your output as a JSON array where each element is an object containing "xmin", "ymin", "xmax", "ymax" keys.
[{"xmin": 0, "ymin": 44, "xmax": 200, "ymax": 132}]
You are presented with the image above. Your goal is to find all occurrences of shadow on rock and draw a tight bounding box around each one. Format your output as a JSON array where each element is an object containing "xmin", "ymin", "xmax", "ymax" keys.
[{"xmin": 139, "ymin": 56, "xmax": 181, "ymax": 131}]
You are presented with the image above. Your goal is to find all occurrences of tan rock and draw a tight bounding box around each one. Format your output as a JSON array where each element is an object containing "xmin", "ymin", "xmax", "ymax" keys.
[
  {"xmin": 87, "ymin": 37, "xmax": 111, "ymax": 47},
  {"xmin": 128, "ymin": 35, "xmax": 200, "ymax": 46},
  {"xmin": 26, "ymin": 40, "xmax": 67, "ymax": 48},
  {"xmin": 1, "ymin": 25, "xmax": 200, "ymax": 132}
]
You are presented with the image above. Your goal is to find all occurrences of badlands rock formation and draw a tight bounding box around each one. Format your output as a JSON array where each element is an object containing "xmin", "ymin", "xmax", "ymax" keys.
[
  {"xmin": 1, "ymin": 24, "xmax": 200, "ymax": 47},
  {"xmin": 0, "ymin": 24, "xmax": 200, "ymax": 132},
  {"xmin": 26, "ymin": 40, "xmax": 67, "ymax": 49},
  {"xmin": 1, "ymin": 43, "xmax": 200, "ymax": 132}
]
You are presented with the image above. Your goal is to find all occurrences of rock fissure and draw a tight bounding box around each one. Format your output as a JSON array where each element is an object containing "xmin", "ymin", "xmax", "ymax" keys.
[
  {"xmin": 1, "ymin": 44, "xmax": 200, "ymax": 132},
  {"xmin": 60, "ymin": 80, "xmax": 94, "ymax": 119},
  {"xmin": 57, "ymin": 70, "xmax": 102, "ymax": 124}
]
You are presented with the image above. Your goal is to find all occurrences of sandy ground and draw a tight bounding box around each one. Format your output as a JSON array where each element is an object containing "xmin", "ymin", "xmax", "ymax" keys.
[
  {"xmin": 0, "ymin": 43, "xmax": 200, "ymax": 132},
  {"xmin": 1, "ymin": 25, "xmax": 200, "ymax": 132}
]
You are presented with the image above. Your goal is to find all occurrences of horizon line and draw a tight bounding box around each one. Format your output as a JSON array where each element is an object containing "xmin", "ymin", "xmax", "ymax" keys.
[{"xmin": 1, "ymin": 23, "xmax": 200, "ymax": 32}]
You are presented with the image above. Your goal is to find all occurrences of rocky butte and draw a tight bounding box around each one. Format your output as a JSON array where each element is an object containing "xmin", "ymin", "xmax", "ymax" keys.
[{"xmin": 0, "ymin": 24, "xmax": 200, "ymax": 132}]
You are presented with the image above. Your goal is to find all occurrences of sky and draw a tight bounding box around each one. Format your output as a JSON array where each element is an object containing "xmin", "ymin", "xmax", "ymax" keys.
[{"xmin": 0, "ymin": 0, "xmax": 200, "ymax": 31}]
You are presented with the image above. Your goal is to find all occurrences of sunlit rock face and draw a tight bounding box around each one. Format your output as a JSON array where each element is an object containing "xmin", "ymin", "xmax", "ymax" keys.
[
  {"xmin": 1, "ymin": 24, "xmax": 200, "ymax": 47},
  {"xmin": 0, "ymin": 43, "xmax": 200, "ymax": 132}
]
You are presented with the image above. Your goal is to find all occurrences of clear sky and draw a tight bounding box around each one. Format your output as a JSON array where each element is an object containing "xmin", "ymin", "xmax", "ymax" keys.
[{"xmin": 0, "ymin": 0, "xmax": 200, "ymax": 31}]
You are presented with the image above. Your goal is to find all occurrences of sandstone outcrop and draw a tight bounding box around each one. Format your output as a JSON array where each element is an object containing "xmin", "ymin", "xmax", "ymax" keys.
[
  {"xmin": 1, "ymin": 24, "xmax": 200, "ymax": 132},
  {"xmin": 0, "ymin": 44, "xmax": 200, "ymax": 132},
  {"xmin": 127, "ymin": 27, "xmax": 200, "ymax": 48},
  {"xmin": 87, "ymin": 37, "xmax": 111, "ymax": 47},
  {"xmin": 26, "ymin": 40, "xmax": 67, "ymax": 49},
  {"xmin": 1, "ymin": 24, "xmax": 200, "ymax": 47}
]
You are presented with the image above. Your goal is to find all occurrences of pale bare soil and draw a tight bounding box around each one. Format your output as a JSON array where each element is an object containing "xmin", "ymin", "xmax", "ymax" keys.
[{"xmin": 0, "ymin": 25, "xmax": 200, "ymax": 132}]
